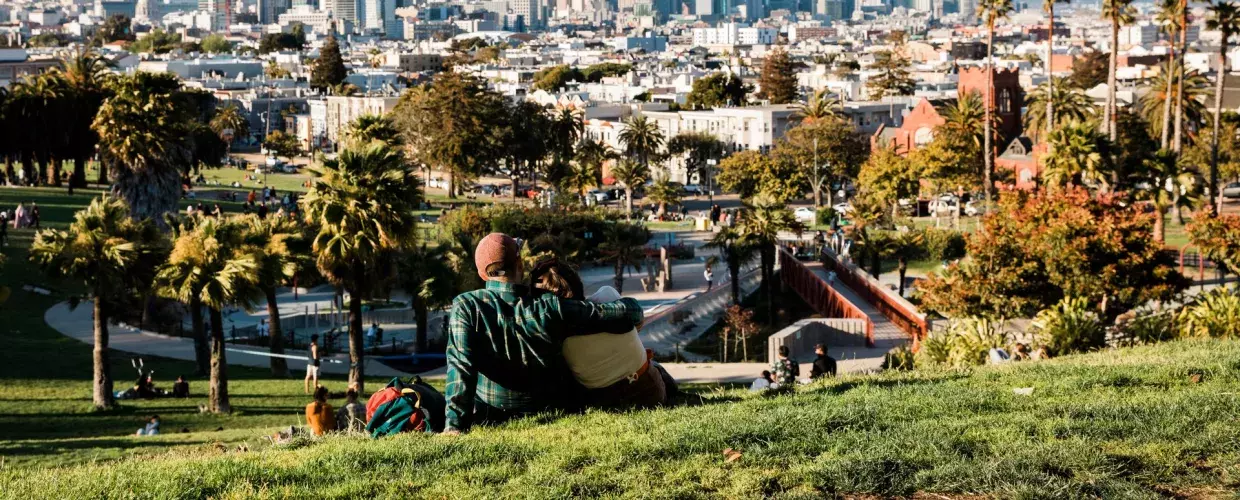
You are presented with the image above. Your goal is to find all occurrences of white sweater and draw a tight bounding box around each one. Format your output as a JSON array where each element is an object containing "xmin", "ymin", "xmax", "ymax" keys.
[{"xmin": 561, "ymin": 286, "xmax": 647, "ymax": 389}]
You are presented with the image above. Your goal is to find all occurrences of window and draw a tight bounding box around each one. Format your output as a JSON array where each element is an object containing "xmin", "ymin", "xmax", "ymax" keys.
[
  {"xmin": 999, "ymin": 89, "xmax": 1012, "ymax": 113},
  {"xmin": 914, "ymin": 127, "xmax": 933, "ymax": 146},
  {"xmin": 1019, "ymin": 168, "xmax": 1034, "ymax": 183}
]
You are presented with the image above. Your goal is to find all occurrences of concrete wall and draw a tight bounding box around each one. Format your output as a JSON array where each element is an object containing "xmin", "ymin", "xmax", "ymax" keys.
[{"xmin": 767, "ymin": 318, "xmax": 869, "ymax": 363}]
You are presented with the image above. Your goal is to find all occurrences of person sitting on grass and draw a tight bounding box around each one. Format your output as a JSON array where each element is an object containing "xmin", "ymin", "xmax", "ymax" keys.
[
  {"xmin": 771, "ymin": 346, "xmax": 796, "ymax": 388},
  {"xmin": 335, "ymin": 386, "xmax": 366, "ymax": 433},
  {"xmin": 528, "ymin": 259, "xmax": 675, "ymax": 410},
  {"xmin": 810, "ymin": 344, "xmax": 837, "ymax": 379},
  {"xmin": 305, "ymin": 386, "xmax": 335, "ymax": 436},
  {"xmin": 750, "ymin": 370, "xmax": 774, "ymax": 391},
  {"xmin": 172, "ymin": 375, "xmax": 190, "ymax": 398},
  {"xmin": 136, "ymin": 415, "xmax": 160, "ymax": 436},
  {"xmin": 443, "ymin": 233, "xmax": 646, "ymax": 435}
]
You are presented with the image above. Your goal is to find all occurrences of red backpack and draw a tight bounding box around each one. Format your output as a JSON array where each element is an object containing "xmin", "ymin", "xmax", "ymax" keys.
[{"xmin": 365, "ymin": 378, "xmax": 429, "ymax": 437}]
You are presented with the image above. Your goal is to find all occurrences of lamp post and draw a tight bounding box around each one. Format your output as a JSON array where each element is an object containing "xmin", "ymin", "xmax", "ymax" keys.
[{"xmin": 706, "ymin": 158, "xmax": 717, "ymax": 205}]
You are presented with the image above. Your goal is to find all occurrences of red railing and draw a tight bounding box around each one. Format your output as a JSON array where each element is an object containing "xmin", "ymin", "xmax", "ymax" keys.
[
  {"xmin": 778, "ymin": 248, "xmax": 875, "ymax": 347},
  {"xmin": 818, "ymin": 248, "xmax": 928, "ymax": 343}
]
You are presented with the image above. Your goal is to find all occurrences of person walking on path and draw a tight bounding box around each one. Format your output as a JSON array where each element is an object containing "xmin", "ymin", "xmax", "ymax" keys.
[
  {"xmin": 304, "ymin": 334, "xmax": 321, "ymax": 394},
  {"xmin": 703, "ymin": 266, "xmax": 714, "ymax": 292}
]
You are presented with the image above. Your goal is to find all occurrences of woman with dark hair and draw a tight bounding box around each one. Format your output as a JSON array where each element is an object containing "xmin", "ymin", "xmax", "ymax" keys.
[{"xmin": 305, "ymin": 385, "xmax": 335, "ymax": 436}]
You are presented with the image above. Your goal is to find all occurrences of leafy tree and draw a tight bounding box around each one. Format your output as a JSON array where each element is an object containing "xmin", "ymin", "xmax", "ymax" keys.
[
  {"xmin": 716, "ymin": 150, "xmax": 808, "ymax": 204},
  {"xmin": 201, "ymin": 34, "xmax": 232, "ymax": 54},
  {"xmin": 533, "ymin": 65, "xmax": 584, "ymax": 91},
  {"xmin": 258, "ymin": 33, "xmax": 303, "ymax": 53},
  {"xmin": 398, "ymin": 245, "xmax": 457, "ymax": 353},
  {"xmin": 858, "ymin": 146, "xmax": 920, "ymax": 220},
  {"xmin": 238, "ymin": 215, "xmax": 308, "ymax": 376},
  {"xmin": 1135, "ymin": 149, "xmax": 1201, "ymax": 243},
  {"xmin": 686, "ymin": 72, "xmax": 749, "ymax": 109},
  {"xmin": 30, "ymin": 195, "xmax": 159, "ymax": 410},
  {"xmin": 646, "ymin": 176, "xmax": 682, "ymax": 216},
  {"xmin": 311, "ymin": 35, "xmax": 349, "ymax": 91},
  {"xmin": 704, "ymin": 227, "xmax": 759, "ymax": 305},
  {"xmin": 265, "ymin": 60, "xmax": 291, "ymax": 79},
  {"xmin": 581, "ymin": 63, "xmax": 632, "ymax": 82},
  {"xmin": 795, "ymin": 89, "xmax": 839, "ymax": 124},
  {"xmin": 756, "ymin": 49, "xmax": 798, "ymax": 104},
  {"xmin": 866, "ymin": 50, "xmax": 914, "ymax": 99},
  {"xmin": 210, "ymin": 102, "xmax": 250, "ymax": 150},
  {"xmin": 303, "ymin": 144, "xmax": 422, "ymax": 393},
  {"xmin": 772, "ymin": 117, "xmax": 869, "ymax": 207},
  {"xmin": 28, "ymin": 33, "xmax": 64, "ymax": 48},
  {"xmin": 912, "ymin": 126, "xmax": 983, "ymax": 194},
  {"xmin": 1102, "ymin": 0, "xmax": 1136, "ymax": 141},
  {"xmin": 599, "ymin": 223, "xmax": 650, "ymax": 293},
  {"xmin": 263, "ymin": 130, "xmax": 301, "ymax": 161},
  {"xmin": 738, "ymin": 194, "xmax": 805, "ymax": 321},
  {"xmin": 1042, "ymin": 121, "xmax": 1112, "ymax": 191},
  {"xmin": 1189, "ymin": 214, "xmax": 1240, "ymax": 276},
  {"xmin": 1207, "ymin": 1, "xmax": 1240, "ymax": 215},
  {"xmin": 496, "ymin": 99, "xmax": 551, "ymax": 200},
  {"xmin": 92, "ymin": 14, "xmax": 134, "ymax": 45},
  {"xmin": 130, "ymin": 29, "xmax": 182, "ymax": 54},
  {"xmin": 393, "ymin": 72, "xmax": 505, "ymax": 198},
  {"xmin": 611, "ymin": 159, "xmax": 648, "ymax": 218},
  {"xmin": 1069, "ymin": 50, "xmax": 1109, "ymax": 89},
  {"xmin": 917, "ymin": 188, "xmax": 1188, "ymax": 320},
  {"xmin": 1023, "ymin": 77, "xmax": 1096, "ymax": 143},
  {"xmin": 667, "ymin": 132, "xmax": 726, "ymax": 188},
  {"xmin": 157, "ymin": 216, "xmax": 255, "ymax": 414},
  {"xmin": 568, "ymin": 138, "xmax": 613, "ymax": 200}
]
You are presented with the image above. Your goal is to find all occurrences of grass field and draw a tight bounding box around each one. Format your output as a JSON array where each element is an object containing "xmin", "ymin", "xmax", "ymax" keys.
[{"xmin": 2, "ymin": 339, "xmax": 1239, "ymax": 497}]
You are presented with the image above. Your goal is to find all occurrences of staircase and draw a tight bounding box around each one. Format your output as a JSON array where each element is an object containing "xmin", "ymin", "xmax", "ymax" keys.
[{"xmin": 639, "ymin": 268, "xmax": 763, "ymax": 361}]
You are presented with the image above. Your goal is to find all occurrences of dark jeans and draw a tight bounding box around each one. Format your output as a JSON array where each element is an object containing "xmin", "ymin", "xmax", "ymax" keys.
[{"xmin": 586, "ymin": 360, "xmax": 670, "ymax": 409}]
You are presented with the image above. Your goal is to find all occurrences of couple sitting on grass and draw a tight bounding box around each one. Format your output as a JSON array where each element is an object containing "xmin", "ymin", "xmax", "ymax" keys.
[{"xmin": 443, "ymin": 233, "xmax": 676, "ymax": 435}]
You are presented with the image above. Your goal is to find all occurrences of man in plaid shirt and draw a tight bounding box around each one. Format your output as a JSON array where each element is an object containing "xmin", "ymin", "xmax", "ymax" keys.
[{"xmin": 443, "ymin": 233, "xmax": 644, "ymax": 434}]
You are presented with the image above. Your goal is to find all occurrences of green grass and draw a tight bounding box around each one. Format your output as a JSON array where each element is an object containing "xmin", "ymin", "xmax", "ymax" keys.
[{"xmin": 3, "ymin": 340, "xmax": 1240, "ymax": 497}]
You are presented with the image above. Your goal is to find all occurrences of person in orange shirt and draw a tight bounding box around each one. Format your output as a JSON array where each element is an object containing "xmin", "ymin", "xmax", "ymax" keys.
[{"xmin": 305, "ymin": 386, "xmax": 335, "ymax": 436}]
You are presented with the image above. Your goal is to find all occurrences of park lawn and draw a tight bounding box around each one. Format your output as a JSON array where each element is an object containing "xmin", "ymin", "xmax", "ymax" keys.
[{"xmin": 3, "ymin": 339, "xmax": 1240, "ymax": 497}]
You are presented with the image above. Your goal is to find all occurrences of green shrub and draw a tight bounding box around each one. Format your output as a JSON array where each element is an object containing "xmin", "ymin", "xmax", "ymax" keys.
[
  {"xmin": 882, "ymin": 345, "xmax": 915, "ymax": 370},
  {"xmin": 1116, "ymin": 307, "xmax": 1178, "ymax": 346},
  {"xmin": 816, "ymin": 207, "xmax": 836, "ymax": 226},
  {"xmin": 914, "ymin": 318, "xmax": 1008, "ymax": 369},
  {"xmin": 1031, "ymin": 296, "xmax": 1106, "ymax": 355},
  {"xmin": 921, "ymin": 228, "xmax": 967, "ymax": 262},
  {"xmin": 1178, "ymin": 288, "xmax": 1240, "ymax": 338}
]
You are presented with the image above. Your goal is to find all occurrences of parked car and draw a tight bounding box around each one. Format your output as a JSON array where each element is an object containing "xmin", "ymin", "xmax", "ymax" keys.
[
  {"xmin": 832, "ymin": 202, "xmax": 853, "ymax": 215},
  {"xmin": 682, "ymin": 184, "xmax": 705, "ymax": 196},
  {"xmin": 794, "ymin": 206, "xmax": 817, "ymax": 222},
  {"xmin": 427, "ymin": 177, "xmax": 449, "ymax": 190},
  {"xmin": 587, "ymin": 189, "xmax": 610, "ymax": 203},
  {"xmin": 1223, "ymin": 182, "xmax": 1240, "ymax": 199}
]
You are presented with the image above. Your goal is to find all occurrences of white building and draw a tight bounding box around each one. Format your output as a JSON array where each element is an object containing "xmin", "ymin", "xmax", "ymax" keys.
[
  {"xmin": 691, "ymin": 22, "xmax": 776, "ymax": 46},
  {"xmin": 324, "ymin": 95, "xmax": 400, "ymax": 145},
  {"xmin": 1119, "ymin": 22, "xmax": 1158, "ymax": 47}
]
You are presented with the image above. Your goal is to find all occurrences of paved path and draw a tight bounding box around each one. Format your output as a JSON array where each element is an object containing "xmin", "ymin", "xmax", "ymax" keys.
[{"xmin": 791, "ymin": 261, "xmax": 911, "ymax": 372}]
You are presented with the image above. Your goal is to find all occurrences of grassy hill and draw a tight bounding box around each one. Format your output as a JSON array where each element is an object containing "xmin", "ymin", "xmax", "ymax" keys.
[{"xmin": 3, "ymin": 339, "xmax": 1239, "ymax": 498}]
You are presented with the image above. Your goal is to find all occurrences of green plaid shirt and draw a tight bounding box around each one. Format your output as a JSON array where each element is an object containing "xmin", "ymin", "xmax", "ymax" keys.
[{"xmin": 445, "ymin": 280, "xmax": 644, "ymax": 432}]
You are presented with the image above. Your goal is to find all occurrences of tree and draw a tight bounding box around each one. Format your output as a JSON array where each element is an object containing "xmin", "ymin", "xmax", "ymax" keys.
[
  {"xmin": 1188, "ymin": 214, "xmax": 1240, "ymax": 276},
  {"xmin": 59, "ymin": 47, "xmax": 114, "ymax": 190},
  {"xmin": 1102, "ymin": 0, "xmax": 1135, "ymax": 141},
  {"xmin": 686, "ymin": 72, "xmax": 750, "ymax": 109},
  {"xmin": 646, "ymin": 176, "xmax": 682, "ymax": 216},
  {"xmin": 1042, "ymin": 121, "xmax": 1112, "ymax": 190},
  {"xmin": 92, "ymin": 14, "xmax": 134, "ymax": 45},
  {"xmin": 497, "ymin": 99, "xmax": 551, "ymax": 200},
  {"xmin": 302, "ymin": 144, "xmax": 422, "ymax": 393},
  {"xmin": 238, "ymin": 215, "xmax": 307, "ymax": 376},
  {"xmin": 532, "ymin": 65, "xmax": 584, "ymax": 91},
  {"xmin": 866, "ymin": 50, "xmax": 915, "ymax": 99},
  {"xmin": 979, "ymin": 0, "xmax": 1014, "ymax": 213},
  {"xmin": 756, "ymin": 49, "xmax": 798, "ymax": 104},
  {"xmin": 913, "ymin": 126, "xmax": 983, "ymax": 195},
  {"xmin": 545, "ymin": 107, "xmax": 583, "ymax": 188},
  {"xmin": 1207, "ymin": 1, "xmax": 1240, "ymax": 215},
  {"xmin": 917, "ymin": 188, "xmax": 1188, "ymax": 320},
  {"xmin": 716, "ymin": 150, "xmax": 809, "ymax": 204},
  {"xmin": 1174, "ymin": 0, "xmax": 1191, "ymax": 152},
  {"xmin": 599, "ymin": 223, "xmax": 650, "ymax": 293},
  {"xmin": 263, "ymin": 130, "xmax": 300, "ymax": 161},
  {"xmin": 30, "ymin": 195, "xmax": 159, "ymax": 410},
  {"xmin": 344, "ymin": 114, "xmax": 401, "ymax": 148},
  {"xmin": 1139, "ymin": 61, "xmax": 1209, "ymax": 142},
  {"xmin": 1156, "ymin": 0, "xmax": 1186, "ymax": 148},
  {"xmin": 1135, "ymin": 149, "xmax": 1202, "ymax": 243},
  {"xmin": 157, "ymin": 216, "xmax": 255, "ymax": 414},
  {"xmin": 210, "ymin": 102, "xmax": 250, "ymax": 151},
  {"xmin": 581, "ymin": 62, "xmax": 632, "ymax": 82},
  {"xmin": 1069, "ymin": 50, "xmax": 1109, "ymax": 90},
  {"xmin": 890, "ymin": 230, "xmax": 926, "ymax": 297},
  {"xmin": 258, "ymin": 33, "xmax": 303, "ymax": 54},
  {"xmin": 1023, "ymin": 77, "xmax": 1097, "ymax": 143},
  {"xmin": 858, "ymin": 146, "xmax": 920, "ymax": 220},
  {"xmin": 738, "ymin": 194, "xmax": 805, "ymax": 322},
  {"xmin": 568, "ymin": 138, "xmax": 613, "ymax": 200},
  {"xmin": 201, "ymin": 34, "xmax": 232, "ymax": 54},
  {"xmin": 1043, "ymin": 0, "xmax": 1069, "ymax": 138},
  {"xmin": 704, "ymin": 227, "xmax": 759, "ymax": 305},
  {"xmin": 311, "ymin": 35, "xmax": 349, "ymax": 91},
  {"xmin": 618, "ymin": 114, "xmax": 665, "ymax": 173},
  {"xmin": 129, "ymin": 29, "xmax": 181, "ymax": 54},
  {"xmin": 721, "ymin": 305, "xmax": 759, "ymax": 361},
  {"xmin": 393, "ymin": 72, "xmax": 505, "ymax": 198},
  {"xmin": 667, "ymin": 132, "xmax": 726, "ymax": 189},
  {"xmin": 795, "ymin": 89, "xmax": 840, "ymax": 124},
  {"xmin": 265, "ymin": 60, "xmax": 291, "ymax": 79},
  {"xmin": 93, "ymin": 73, "xmax": 195, "ymax": 220},
  {"xmin": 398, "ymin": 245, "xmax": 457, "ymax": 353},
  {"xmin": 611, "ymin": 159, "xmax": 648, "ymax": 218},
  {"xmin": 773, "ymin": 117, "xmax": 869, "ymax": 208}
]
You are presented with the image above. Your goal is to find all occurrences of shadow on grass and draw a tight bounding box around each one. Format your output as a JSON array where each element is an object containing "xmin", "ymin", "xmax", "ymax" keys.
[
  {"xmin": 812, "ymin": 373, "xmax": 968, "ymax": 396},
  {"xmin": 0, "ymin": 437, "xmax": 219, "ymax": 457}
]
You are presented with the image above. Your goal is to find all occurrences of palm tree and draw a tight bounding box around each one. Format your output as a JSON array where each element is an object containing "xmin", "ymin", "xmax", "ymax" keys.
[
  {"xmin": 345, "ymin": 113, "xmax": 402, "ymax": 148},
  {"xmin": 599, "ymin": 222, "xmax": 651, "ymax": 294},
  {"xmin": 568, "ymin": 137, "xmax": 613, "ymax": 202},
  {"xmin": 1175, "ymin": 0, "xmax": 1191, "ymax": 152},
  {"xmin": 1136, "ymin": 150, "xmax": 1202, "ymax": 242},
  {"xmin": 978, "ymin": 0, "xmax": 1014, "ymax": 212},
  {"xmin": 646, "ymin": 176, "xmax": 682, "ymax": 217},
  {"xmin": 795, "ymin": 89, "xmax": 840, "ymax": 124},
  {"xmin": 619, "ymin": 114, "xmax": 665, "ymax": 174},
  {"xmin": 1044, "ymin": 0, "xmax": 1067, "ymax": 138},
  {"xmin": 1024, "ymin": 77, "xmax": 1098, "ymax": 142},
  {"xmin": 157, "ymin": 219, "xmax": 210, "ymax": 375},
  {"xmin": 939, "ymin": 91, "xmax": 988, "ymax": 150},
  {"xmin": 1207, "ymin": 0, "xmax": 1240, "ymax": 215},
  {"xmin": 397, "ymin": 244, "xmax": 456, "ymax": 353},
  {"xmin": 738, "ymin": 194, "xmax": 805, "ymax": 322},
  {"xmin": 93, "ymin": 77, "xmax": 191, "ymax": 221},
  {"xmin": 1043, "ymin": 121, "xmax": 1111, "ymax": 190},
  {"xmin": 13, "ymin": 74, "xmax": 68, "ymax": 187},
  {"xmin": 30, "ymin": 195, "xmax": 159, "ymax": 410},
  {"xmin": 1140, "ymin": 61, "xmax": 1211, "ymax": 141},
  {"xmin": 611, "ymin": 159, "xmax": 649, "ymax": 219},
  {"xmin": 1156, "ymin": 0, "xmax": 1186, "ymax": 149},
  {"xmin": 1102, "ymin": 0, "xmax": 1136, "ymax": 141},
  {"xmin": 157, "ymin": 216, "xmax": 255, "ymax": 414},
  {"xmin": 238, "ymin": 215, "xmax": 306, "ymax": 377},
  {"xmin": 704, "ymin": 227, "xmax": 759, "ymax": 305},
  {"xmin": 889, "ymin": 230, "xmax": 925, "ymax": 297},
  {"xmin": 545, "ymin": 107, "xmax": 583, "ymax": 188},
  {"xmin": 302, "ymin": 143, "xmax": 422, "ymax": 393},
  {"xmin": 59, "ymin": 47, "xmax": 113, "ymax": 189},
  {"xmin": 209, "ymin": 102, "xmax": 250, "ymax": 154}
]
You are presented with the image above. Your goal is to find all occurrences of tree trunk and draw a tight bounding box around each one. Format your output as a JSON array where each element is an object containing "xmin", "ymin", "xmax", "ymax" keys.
[
  {"xmin": 20, "ymin": 155, "xmax": 34, "ymax": 186},
  {"xmin": 983, "ymin": 26, "xmax": 995, "ymax": 212},
  {"xmin": 1046, "ymin": 4, "xmax": 1055, "ymax": 140},
  {"xmin": 511, "ymin": 175, "xmax": 520, "ymax": 203},
  {"xmin": 1174, "ymin": 1, "xmax": 1188, "ymax": 152},
  {"xmin": 762, "ymin": 246, "xmax": 775, "ymax": 324},
  {"xmin": 73, "ymin": 155, "xmax": 89, "ymax": 189},
  {"xmin": 624, "ymin": 187, "xmax": 634, "ymax": 220},
  {"xmin": 812, "ymin": 183, "xmax": 822, "ymax": 209},
  {"xmin": 613, "ymin": 260, "xmax": 625, "ymax": 293},
  {"xmin": 97, "ymin": 156, "xmax": 109, "ymax": 185},
  {"xmin": 348, "ymin": 290, "xmax": 365, "ymax": 394},
  {"xmin": 190, "ymin": 296, "xmax": 209, "ymax": 376},
  {"xmin": 1154, "ymin": 206, "xmax": 1166, "ymax": 243},
  {"xmin": 3, "ymin": 156, "xmax": 13, "ymax": 185},
  {"xmin": 266, "ymin": 288, "xmax": 289, "ymax": 377},
  {"xmin": 1107, "ymin": 21, "xmax": 1119, "ymax": 141},
  {"xmin": 447, "ymin": 171, "xmax": 457, "ymax": 199},
  {"xmin": 1211, "ymin": 42, "xmax": 1227, "ymax": 217},
  {"xmin": 1162, "ymin": 27, "xmax": 1177, "ymax": 150},
  {"xmin": 37, "ymin": 158, "xmax": 49, "ymax": 186},
  {"xmin": 898, "ymin": 259, "xmax": 907, "ymax": 297},
  {"xmin": 208, "ymin": 307, "xmax": 231, "ymax": 414},
  {"xmin": 92, "ymin": 296, "xmax": 115, "ymax": 411},
  {"xmin": 730, "ymin": 259, "xmax": 741, "ymax": 305},
  {"xmin": 414, "ymin": 301, "xmax": 429, "ymax": 354}
]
